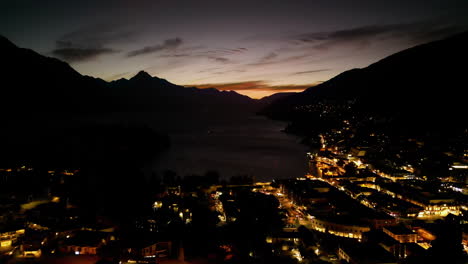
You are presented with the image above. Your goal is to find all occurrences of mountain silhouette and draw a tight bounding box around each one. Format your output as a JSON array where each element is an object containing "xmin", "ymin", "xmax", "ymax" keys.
[
  {"xmin": 107, "ymin": 71, "xmax": 254, "ymax": 112},
  {"xmin": 0, "ymin": 35, "xmax": 256, "ymax": 166},
  {"xmin": 0, "ymin": 36, "xmax": 256, "ymax": 117},
  {"xmin": 263, "ymin": 31, "xmax": 468, "ymax": 131},
  {"xmin": 257, "ymin": 92, "xmax": 297, "ymax": 107}
]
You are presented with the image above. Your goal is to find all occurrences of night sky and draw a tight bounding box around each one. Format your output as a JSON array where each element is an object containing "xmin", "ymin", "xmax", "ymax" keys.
[{"xmin": 2, "ymin": 0, "xmax": 468, "ymax": 98}]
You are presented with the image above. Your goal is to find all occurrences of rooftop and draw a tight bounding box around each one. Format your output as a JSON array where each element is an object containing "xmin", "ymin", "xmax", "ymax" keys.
[
  {"xmin": 340, "ymin": 242, "xmax": 397, "ymax": 264},
  {"xmin": 384, "ymin": 225, "xmax": 414, "ymax": 235}
]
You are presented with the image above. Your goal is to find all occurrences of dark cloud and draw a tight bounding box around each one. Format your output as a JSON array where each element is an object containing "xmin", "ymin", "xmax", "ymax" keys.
[
  {"xmin": 59, "ymin": 23, "xmax": 137, "ymax": 47},
  {"xmin": 51, "ymin": 24, "xmax": 132, "ymax": 62},
  {"xmin": 269, "ymin": 83, "xmax": 318, "ymax": 91},
  {"xmin": 127, "ymin": 38, "xmax": 183, "ymax": 57},
  {"xmin": 220, "ymin": 48, "xmax": 248, "ymax": 54},
  {"xmin": 244, "ymin": 52, "xmax": 279, "ymax": 66},
  {"xmin": 409, "ymin": 24, "xmax": 465, "ymax": 42},
  {"xmin": 211, "ymin": 57, "xmax": 231, "ymax": 63},
  {"xmin": 248, "ymin": 53, "xmax": 310, "ymax": 67},
  {"xmin": 158, "ymin": 46, "xmax": 245, "ymax": 62},
  {"xmin": 293, "ymin": 21, "xmax": 467, "ymax": 51},
  {"xmin": 200, "ymin": 48, "xmax": 248, "ymax": 55},
  {"xmin": 212, "ymin": 69, "xmax": 246, "ymax": 75},
  {"xmin": 52, "ymin": 47, "xmax": 116, "ymax": 62},
  {"xmin": 294, "ymin": 24, "xmax": 409, "ymax": 51},
  {"xmin": 291, "ymin": 69, "xmax": 330, "ymax": 75},
  {"xmin": 260, "ymin": 52, "xmax": 278, "ymax": 61},
  {"xmin": 297, "ymin": 24, "xmax": 403, "ymax": 43},
  {"xmin": 159, "ymin": 53, "xmax": 192, "ymax": 58},
  {"xmin": 189, "ymin": 80, "xmax": 317, "ymax": 92},
  {"xmin": 159, "ymin": 54, "xmax": 234, "ymax": 65},
  {"xmin": 160, "ymin": 45, "xmax": 205, "ymax": 57},
  {"xmin": 193, "ymin": 81, "xmax": 264, "ymax": 91}
]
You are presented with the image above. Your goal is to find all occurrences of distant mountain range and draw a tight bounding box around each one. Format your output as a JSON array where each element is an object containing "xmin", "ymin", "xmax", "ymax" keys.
[
  {"xmin": 256, "ymin": 92, "xmax": 297, "ymax": 107},
  {"xmin": 0, "ymin": 35, "xmax": 263, "ymax": 166},
  {"xmin": 2, "ymin": 31, "xmax": 467, "ymax": 135},
  {"xmin": 263, "ymin": 31, "xmax": 468, "ymax": 132},
  {"xmin": 0, "ymin": 35, "xmax": 257, "ymax": 117}
]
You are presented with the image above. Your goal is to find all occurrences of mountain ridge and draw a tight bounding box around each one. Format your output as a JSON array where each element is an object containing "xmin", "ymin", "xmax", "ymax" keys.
[
  {"xmin": 263, "ymin": 30, "xmax": 468, "ymax": 127},
  {"xmin": 0, "ymin": 35, "xmax": 257, "ymax": 116}
]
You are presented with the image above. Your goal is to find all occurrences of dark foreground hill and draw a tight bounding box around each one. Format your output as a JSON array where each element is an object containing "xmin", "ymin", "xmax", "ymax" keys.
[
  {"xmin": 263, "ymin": 31, "xmax": 468, "ymax": 132},
  {"xmin": 0, "ymin": 35, "xmax": 258, "ymax": 166},
  {"xmin": 261, "ymin": 31, "xmax": 468, "ymax": 177}
]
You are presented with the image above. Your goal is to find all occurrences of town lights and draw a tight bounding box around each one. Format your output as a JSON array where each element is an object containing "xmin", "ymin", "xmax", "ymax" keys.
[{"xmin": 153, "ymin": 201, "xmax": 163, "ymax": 209}]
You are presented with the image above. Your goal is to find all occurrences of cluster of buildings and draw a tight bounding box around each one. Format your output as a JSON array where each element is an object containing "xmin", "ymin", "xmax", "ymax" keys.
[
  {"xmin": 274, "ymin": 174, "xmax": 467, "ymax": 263},
  {"xmin": 309, "ymin": 149, "xmax": 466, "ymax": 220},
  {"xmin": 1, "ymin": 143, "xmax": 467, "ymax": 264},
  {"xmin": 0, "ymin": 166, "xmax": 177, "ymax": 263},
  {"xmin": 272, "ymin": 142, "xmax": 467, "ymax": 263}
]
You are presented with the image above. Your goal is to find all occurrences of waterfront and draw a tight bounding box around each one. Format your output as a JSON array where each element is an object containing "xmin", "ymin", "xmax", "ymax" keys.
[{"xmin": 148, "ymin": 112, "xmax": 309, "ymax": 181}]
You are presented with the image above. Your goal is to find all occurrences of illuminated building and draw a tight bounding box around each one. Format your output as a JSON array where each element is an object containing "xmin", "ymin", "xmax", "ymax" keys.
[
  {"xmin": 415, "ymin": 228, "xmax": 436, "ymax": 241},
  {"xmin": 463, "ymin": 231, "xmax": 468, "ymax": 254},
  {"xmin": 61, "ymin": 231, "xmax": 108, "ymax": 255},
  {"xmin": 141, "ymin": 241, "xmax": 172, "ymax": 258},
  {"xmin": 383, "ymin": 226, "xmax": 417, "ymax": 243},
  {"xmin": 350, "ymin": 147, "xmax": 368, "ymax": 158},
  {"xmin": 417, "ymin": 203, "xmax": 461, "ymax": 218},
  {"xmin": 0, "ymin": 228, "xmax": 25, "ymax": 249},
  {"xmin": 308, "ymin": 217, "xmax": 371, "ymax": 240},
  {"xmin": 21, "ymin": 244, "xmax": 42, "ymax": 258},
  {"xmin": 448, "ymin": 162, "xmax": 468, "ymax": 184}
]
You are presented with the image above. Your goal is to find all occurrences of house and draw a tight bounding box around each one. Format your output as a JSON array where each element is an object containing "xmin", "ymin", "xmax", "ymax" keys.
[
  {"xmin": 61, "ymin": 231, "xmax": 108, "ymax": 255},
  {"xmin": 21, "ymin": 243, "xmax": 42, "ymax": 258},
  {"xmin": 0, "ymin": 227, "xmax": 25, "ymax": 249},
  {"xmin": 141, "ymin": 241, "xmax": 172, "ymax": 258},
  {"xmin": 383, "ymin": 225, "xmax": 418, "ymax": 243}
]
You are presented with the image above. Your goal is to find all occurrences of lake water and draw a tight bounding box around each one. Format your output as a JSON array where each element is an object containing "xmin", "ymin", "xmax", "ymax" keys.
[
  {"xmin": 4, "ymin": 111, "xmax": 309, "ymax": 181},
  {"xmin": 146, "ymin": 112, "xmax": 309, "ymax": 181}
]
